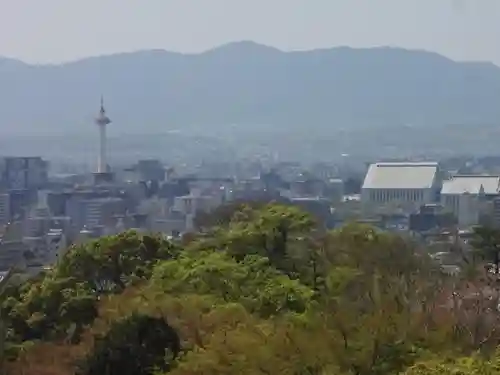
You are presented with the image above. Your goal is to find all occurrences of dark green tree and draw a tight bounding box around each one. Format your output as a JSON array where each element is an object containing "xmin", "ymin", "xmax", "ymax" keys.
[
  {"xmin": 4, "ymin": 276, "xmax": 97, "ymax": 342},
  {"xmin": 56, "ymin": 231, "xmax": 178, "ymax": 293},
  {"xmin": 0, "ymin": 232, "xmax": 178, "ymax": 344},
  {"xmin": 77, "ymin": 314, "xmax": 181, "ymax": 375},
  {"xmin": 218, "ymin": 204, "xmax": 316, "ymax": 274},
  {"xmin": 193, "ymin": 200, "xmax": 271, "ymax": 231}
]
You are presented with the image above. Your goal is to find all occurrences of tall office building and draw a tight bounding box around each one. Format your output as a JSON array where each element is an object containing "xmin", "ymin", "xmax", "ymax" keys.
[
  {"xmin": 66, "ymin": 196, "xmax": 125, "ymax": 230},
  {"xmin": 0, "ymin": 157, "xmax": 48, "ymax": 190}
]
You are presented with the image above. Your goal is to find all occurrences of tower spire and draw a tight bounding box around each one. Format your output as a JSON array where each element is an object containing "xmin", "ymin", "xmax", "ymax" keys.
[{"xmin": 100, "ymin": 95, "xmax": 105, "ymax": 114}]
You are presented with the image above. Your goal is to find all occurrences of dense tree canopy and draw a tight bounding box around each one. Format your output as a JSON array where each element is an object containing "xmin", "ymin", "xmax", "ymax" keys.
[
  {"xmin": 1, "ymin": 231, "xmax": 177, "ymax": 344},
  {"xmin": 55, "ymin": 231, "xmax": 179, "ymax": 292},
  {"xmin": 151, "ymin": 251, "xmax": 314, "ymax": 317},
  {"xmin": 3, "ymin": 203, "xmax": 500, "ymax": 374},
  {"xmin": 76, "ymin": 313, "xmax": 180, "ymax": 375}
]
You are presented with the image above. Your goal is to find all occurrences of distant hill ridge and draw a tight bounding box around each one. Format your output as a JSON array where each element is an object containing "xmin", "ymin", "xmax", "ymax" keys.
[{"xmin": 1, "ymin": 41, "xmax": 500, "ymax": 134}]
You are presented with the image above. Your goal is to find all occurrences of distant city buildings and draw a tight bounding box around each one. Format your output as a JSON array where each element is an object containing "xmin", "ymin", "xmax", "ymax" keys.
[
  {"xmin": 2, "ymin": 95, "xmax": 500, "ymax": 276},
  {"xmin": 361, "ymin": 160, "xmax": 500, "ymax": 231}
]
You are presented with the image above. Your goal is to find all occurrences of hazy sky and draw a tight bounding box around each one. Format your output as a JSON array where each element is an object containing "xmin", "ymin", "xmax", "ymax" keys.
[{"xmin": 1, "ymin": 0, "xmax": 500, "ymax": 64}]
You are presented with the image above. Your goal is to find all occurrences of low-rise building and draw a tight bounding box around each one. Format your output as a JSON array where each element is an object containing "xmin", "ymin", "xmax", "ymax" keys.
[
  {"xmin": 441, "ymin": 175, "xmax": 500, "ymax": 228},
  {"xmin": 361, "ymin": 162, "xmax": 442, "ymax": 213}
]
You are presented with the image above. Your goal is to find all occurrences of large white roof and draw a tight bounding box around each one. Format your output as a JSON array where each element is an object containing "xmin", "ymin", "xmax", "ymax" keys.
[
  {"xmin": 362, "ymin": 162, "xmax": 438, "ymax": 190},
  {"xmin": 441, "ymin": 175, "xmax": 500, "ymax": 195}
]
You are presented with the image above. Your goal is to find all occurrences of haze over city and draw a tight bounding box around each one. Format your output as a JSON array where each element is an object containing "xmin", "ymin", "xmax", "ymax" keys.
[
  {"xmin": 4, "ymin": 2, "xmax": 500, "ymax": 374},
  {"xmin": 0, "ymin": 0, "xmax": 500, "ymax": 165}
]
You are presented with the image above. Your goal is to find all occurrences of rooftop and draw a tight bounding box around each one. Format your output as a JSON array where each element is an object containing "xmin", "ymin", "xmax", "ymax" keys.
[
  {"xmin": 362, "ymin": 162, "xmax": 439, "ymax": 190},
  {"xmin": 441, "ymin": 175, "xmax": 500, "ymax": 195}
]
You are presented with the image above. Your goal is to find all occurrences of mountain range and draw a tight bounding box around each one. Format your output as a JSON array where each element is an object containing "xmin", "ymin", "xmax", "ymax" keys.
[{"xmin": 1, "ymin": 41, "xmax": 500, "ymax": 135}]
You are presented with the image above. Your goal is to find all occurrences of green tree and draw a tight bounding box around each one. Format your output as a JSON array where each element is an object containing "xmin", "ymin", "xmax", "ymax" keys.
[
  {"xmin": 151, "ymin": 250, "xmax": 314, "ymax": 317},
  {"xmin": 402, "ymin": 353, "xmax": 500, "ymax": 375},
  {"xmin": 56, "ymin": 231, "xmax": 178, "ymax": 293},
  {"xmin": 77, "ymin": 314, "xmax": 180, "ymax": 375},
  {"xmin": 1, "ymin": 232, "xmax": 177, "ymax": 344},
  {"xmin": 193, "ymin": 200, "xmax": 275, "ymax": 232},
  {"xmin": 168, "ymin": 304, "xmax": 337, "ymax": 375},
  {"xmin": 310, "ymin": 224, "xmax": 445, "ymax": 375},
  {"xmin": 204, "ymin": 203, "xmax": 316, "ymax": 279},
  {"xmin": 4, "ymin": 275, "xmax": 97, "ymax": 342}
]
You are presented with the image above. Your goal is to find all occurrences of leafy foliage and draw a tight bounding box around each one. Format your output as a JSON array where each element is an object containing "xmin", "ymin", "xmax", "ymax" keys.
[
  {"xmin": 6, "ymin": 203, "xmax": 500, "ymax": 375},
  {"xmin": 402, "ymin": 352, "xmax": 500, "ymax": 375},
  {"xmin": 193, "ymin": 200, "xmax": 276, "ymax": 231},
  {"xmin": 151, "ymin": 250, "xmax": 314, "ymax": 317},
  {"xmin": 55, "ymin": 231, "xmax": 178, "ymax": 292},
  {"xmin": 77, "ymin": 314, "xmax": 180, "ymax": 375},
  {"xmin": 1, "ymin": 231, "xmax": 176, "ymax": 344}
]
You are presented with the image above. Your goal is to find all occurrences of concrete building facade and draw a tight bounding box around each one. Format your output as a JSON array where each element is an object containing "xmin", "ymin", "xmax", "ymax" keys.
[
  {"xmin": 441, "ymin": 175, "xmax": 500, "ymax": 228},
  {"xmin": 361, "ymin": 162, "xmax": 442, "ymax": 212}
]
